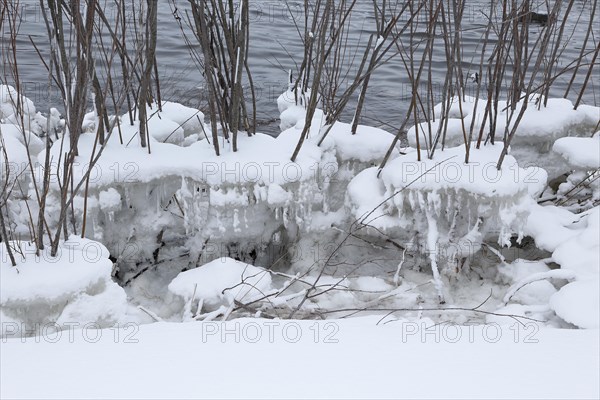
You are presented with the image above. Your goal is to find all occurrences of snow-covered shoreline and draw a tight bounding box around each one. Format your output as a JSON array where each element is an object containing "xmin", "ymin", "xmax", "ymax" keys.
[{"xmin": 2, "ymin": 83, "xmax": 599, "ymax": 334}]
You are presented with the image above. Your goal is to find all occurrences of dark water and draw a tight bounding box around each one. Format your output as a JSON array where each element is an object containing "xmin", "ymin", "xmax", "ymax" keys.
[{"xmin": 4, "ymin": 0, "xmax": 599, "ymax": 135}]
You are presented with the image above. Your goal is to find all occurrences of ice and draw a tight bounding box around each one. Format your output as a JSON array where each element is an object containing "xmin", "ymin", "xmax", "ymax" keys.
[
  {"xmin": 348, "ymin": 143, "xmax": 546, "ymax": 253},
  {"xmin": 0, "ymin": 236, "xmax": 130, "ymax": 333},
  {"xmin": 98, "ymin": 188, "xmax": 122, "ymax": 210},
  {"xmin": 1, "ymin": 82, "xmax": 598, "ymax": 342},
  {"xmin": 267, "ymin": 183, "xmax": 292, "ymax": 206}
]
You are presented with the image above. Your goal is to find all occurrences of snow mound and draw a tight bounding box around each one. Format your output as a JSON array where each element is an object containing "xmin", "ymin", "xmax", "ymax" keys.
[
  {"xmin": 0, "ymin": 84, "xmax": 48, "ymax": 136},
  {"xmin": 168, "ymin": 257, "xmax": 273, "ymax": 308},
  {"xmin": 519, "ymin": 205, "xmax": 599, "ymax": 328},
  {"xmin": 157, "ymin": 101, "xmax": 206, "ymax": 137},
  {"xmin": 524, "ymin": 204, "xmax": 583, "ymax": 252},
  {"xmin": 1, "ymin": 123, "xmax": 44, "ymax": 155},
  {"xmin": 553, "ymin": 135, "xmax": 600, "ymax": 170},
  {"xmin": 325, "ymin": 122, "xmax": 398, "ymax": 163},
  {"xmin": 0, "ymin": 237, "xmax": 128, "ymax": 335},
  {"xmin": 113, "ymin": 101, "xmax": 207, "ymax": 146},
  {"xmin": 280, "ymin": 105, "xmax": 307, "ymax": 131},
  {"xmin": 552, "ymin": 207, "xmax": 600, "ymax": 278},
  {"xmin": 277, "ymin": 87, "xmax": 311, "ymax": 113},
  {"xmin": 550, "ymin": 280, "xmax": 599, "ymax": 329},
  {"xmin": 0, "ymin": 84, "xmax": 36, "ymax": 119},
  {"xmin": 497, "ymin": 259, "xmax": 551, "ymax": 284}
]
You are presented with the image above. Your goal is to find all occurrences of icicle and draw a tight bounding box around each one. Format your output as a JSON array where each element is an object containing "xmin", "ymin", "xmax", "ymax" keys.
[
  {"xmin": 283, "ymin": 206, "xmax": 289, "ymax": 228},
  {"xmin": 233, "ymin": 209, "xmax": 240, "ymax": 233},
  {"xmin": 425, "ymin": 208, "xmax": 445, "ymax": 303},
  {"xmin": 393, "ymin": 248, "xmax": 407, "ymax": 286}
]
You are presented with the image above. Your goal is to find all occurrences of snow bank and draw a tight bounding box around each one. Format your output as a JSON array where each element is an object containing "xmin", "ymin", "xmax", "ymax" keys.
[
  {"xmin": 518, "ymin": 205, "xmax": 600, "ymax": 328},
  {"xmin": 412, "ymin": 96, "xmax": 599, "ymax": 150},
  {"xmin": 0, "ymin": 236, "xmax": 129, "ymax": 335},
  {"xmin": 553, "ymin": 135, "xmax": 600, "ymax": 170},
  {"xmin": 42, "ymin": 125, "xmax": 323, "ymax": 190}
]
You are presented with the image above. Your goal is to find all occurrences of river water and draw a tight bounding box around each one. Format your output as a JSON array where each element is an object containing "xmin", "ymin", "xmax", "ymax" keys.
[{"xmin": 4, "ymin": 0, "xmax": 599, "ymax": 135}]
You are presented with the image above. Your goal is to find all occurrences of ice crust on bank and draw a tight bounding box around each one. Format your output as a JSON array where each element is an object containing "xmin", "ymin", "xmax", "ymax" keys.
[
  {"xmin": 0, "ymin": 237, "xmax": 129, "ymax": 335},
  {"xmin": 348, "ymin": 143, "xmax": 547, "ymax": 242}
]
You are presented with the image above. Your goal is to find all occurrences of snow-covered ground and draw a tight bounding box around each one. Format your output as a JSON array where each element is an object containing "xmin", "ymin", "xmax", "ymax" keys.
[{"xmin": 1, "ymin": 318, "xmax": 598, "ymax": 399}]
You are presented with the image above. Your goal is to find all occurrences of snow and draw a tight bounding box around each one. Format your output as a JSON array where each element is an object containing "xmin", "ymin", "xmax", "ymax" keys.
[
  {"xmin": 277, "ymin": 87, "xmax": 311, "ymax": 113},
  {"xmin": 518, "ymin": 205, "xmax": 600, "ymax": 328},
  {"xmin": 1, "ymin": 318, "xmax": 598, "ymax": 399},
  {"xmin": 0, "ymin": 84, "xmax": 36, "ymax": 119},
  {"xmin": 157, "ymin": 101, "xmax": 206, "ymax": 136},
  {"xmin": 280, "ymin": 105, "xmax": 308, "ymax": 131},
  {"xmin": 324, "ymin": 121, "xmax": 399, "ymax": 163},
  {"xmin": 168, "ymin": 257, "xmax": 273, "ymax": 308},
  {"xmin": 550, "ymin": 280, "xmax": 600, "ymax": 329},
  {"xmin": 524, "ymin": 203, "xmax": 582, "ymax": 252},
  {"xmin": 0, "ymin": 237, "xmax": 130, "ymax": 333},
  {"xmin": 348, "ymin": 276, "xmax": 394, "ymax": 292},
  {"xmin": 346, "ymin": 167, "xmax": 395, "ymax": 227},
  {"xmin": 41, "ymin": 126, "xmax": 327, "ymax": 191},
  {"xmin": 1, "ymin": 237, "xmax": 113, "ymax": 304},
  {"xmin": 553, "ymin": 135, "xmax": 600, "ymax": 170},
  {"xmin": 267, "ymin": 183, "xmax": 292, "ymax": 206},
  {"xmin": 551, "ymin": 207, "xmax": 600, "ymax": 278},
  {"xmin": 413, "ymin": 96, "xmax": 600, "ymax": 150},
  {"xmin": 381, "ymin": 144, "xmax": 547, "ymax": 196},
  {"xmin": 497, "ymin": 259, "xmax": 552, "ymax": 284},
  {"xmin": 0, "ymin": 123, "xmax": 44, "ymax": 154},
  {"xmin": 0, "ymin": 85, "xmax": 47, "ymax": 136}
]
